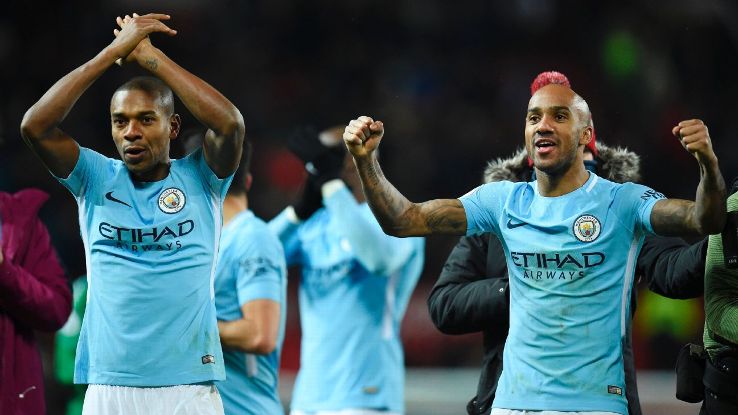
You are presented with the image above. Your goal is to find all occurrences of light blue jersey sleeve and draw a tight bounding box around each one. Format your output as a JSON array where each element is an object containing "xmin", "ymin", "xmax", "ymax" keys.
[
  {"xmin": 612, "ymin": 182, "xmax": 665, "ymax": 235},
  {"xmin": 190, "ymin": 148, "xmax": 234, "ymax": 201},
  {"xmin": 236, "ymin": 229, "xmax": 286, "ymax": 306},
  {"xmin": 323, "ymin": 181, "xmax": 417, "ymax": 275},
  {"xmin": 267, "ymin": 209, "xmax": 303, "ymax": 266},
  {"xmin": 458, "ymin": 182, "xmax": 515, "ymax": 236},
  {"xmin": 55, "ymin": 146, "xmax": 111, "ymax": 197}
]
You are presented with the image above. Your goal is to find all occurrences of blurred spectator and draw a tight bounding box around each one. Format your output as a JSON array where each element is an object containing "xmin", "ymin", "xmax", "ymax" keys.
[
  {"xmin": 0, "ymin": 188, "xmax": 71, "ymax": 415},
  {"xmin": 701, "ymin": 178, "xmax": 738, "ymax": 414},
  {"xmin": 54, "ymin": 276, "xmax": 87, "ymax": 415}
]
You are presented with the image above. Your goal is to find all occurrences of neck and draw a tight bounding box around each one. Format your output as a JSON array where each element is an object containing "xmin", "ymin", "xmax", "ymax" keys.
[
  {"xmin": 223, "ymin": 194, "xmax": 248, "ymax": 225},
  {"xmin": 130, "ymin": 160, "xmax": 171, "ymax": 182},
  {"xmin": 535, "ymin": 164, "xmax": 590, "ymax": 197}
]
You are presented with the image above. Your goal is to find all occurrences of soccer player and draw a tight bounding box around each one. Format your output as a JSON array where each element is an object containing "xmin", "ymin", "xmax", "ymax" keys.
[
  {"xmin": 269, "ymin": 126, "xmax": 425, "ymax": 415},
  {"xmin": 428, "ymin": 71, "xmax": 708, "ymax": 415},
  {"xmin": 343, "ymin": 82, "xmax": 726, "ymax": 414},
  {"xmin": 209, "ymin": 138, "xmax": 288, "ymax": 415},
  {"xmin": 20, "ymin": 13, "xmax": 244, "ymax": 415}
]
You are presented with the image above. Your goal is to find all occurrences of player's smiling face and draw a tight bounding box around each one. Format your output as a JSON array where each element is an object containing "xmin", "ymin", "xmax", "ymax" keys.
[
  {"xmin": 524, "ymin": 84, "xmax": 591, "ymax": 176},
  {"xmin": 110, "ymin": 89, "xmax": 180, "ymax": 182}
]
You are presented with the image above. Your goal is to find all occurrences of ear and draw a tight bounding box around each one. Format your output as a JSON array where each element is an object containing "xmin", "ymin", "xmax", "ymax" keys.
[
  {"xmin": 245, "ymin": 173, "xmax": 253, "ymax": 192},
  {"xmin": 169, "ymin": 114, "xmax": 181, "ymax": 140},
  {"xmin": 580, "ymin": 125, "xmax": 593, "ymax": 147}
]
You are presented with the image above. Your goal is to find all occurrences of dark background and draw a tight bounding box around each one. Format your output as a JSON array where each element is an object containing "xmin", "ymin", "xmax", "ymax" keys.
[{"xmin": 1, "ymin": 0, "xmax": 736, "ymax": 411}]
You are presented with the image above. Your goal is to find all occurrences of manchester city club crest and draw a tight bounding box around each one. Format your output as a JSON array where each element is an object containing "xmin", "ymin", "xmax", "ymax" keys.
[
  {"xmin": 573, "ymin": 214, "xmax": 601, "ymax": 242},
  {"xmin": 158, "ymin": 188, "xmax": 186, "ymax": 214}
]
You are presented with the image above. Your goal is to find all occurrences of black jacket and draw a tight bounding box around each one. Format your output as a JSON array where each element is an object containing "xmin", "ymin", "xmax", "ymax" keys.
[{"xmin": 427, "ymin": 143, "xmax": 707, "ymax": 415}]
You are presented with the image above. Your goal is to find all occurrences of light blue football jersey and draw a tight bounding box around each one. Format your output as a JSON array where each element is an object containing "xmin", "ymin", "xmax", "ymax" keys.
[
  {"xmin": 214, "ymin": 210, "xmax": 287, "ymax": 415},
  {"xmin": 56, "ymin": 146, "xmax": 231, "ymax": 386},
  {"xmin": 269, "ymin": 182, "xmax": 425, "ymax": 413},
  {"xmin": 459, "ymin": 173, "xmax": 663, "ymax": 414}
]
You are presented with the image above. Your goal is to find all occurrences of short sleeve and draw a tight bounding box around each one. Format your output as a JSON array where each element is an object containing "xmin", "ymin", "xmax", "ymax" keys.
[
  {"xmin": 55, "ymin": 147, "xmax": 110, "ymax": 197},
  {"xmin": 458, "ymin": 182, "xmax": 511, "ymax": 236},
  {"xmin": 189, "ymin": 148, "xmax": 234, "ymax": 201},
  {"xmin": 236, "ymin": 231, "xmax": 286, "ymax": 306},
  {"xmin": 617, "ymin": 183, "xmax": 665, "ymax": 235}
]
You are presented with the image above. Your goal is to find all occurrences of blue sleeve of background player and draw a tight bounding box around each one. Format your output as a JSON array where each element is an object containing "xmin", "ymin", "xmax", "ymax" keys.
[
  {"xmin": 323, "ymin": 182, "xmax": 421, "ymax": 276},
  {"xmin": 268, "ymin": 209, "xmax": 304, "ymax": 266},
  {"xmin": 236, "ymin": 227, "xmax": 286, "ymax": 306}
]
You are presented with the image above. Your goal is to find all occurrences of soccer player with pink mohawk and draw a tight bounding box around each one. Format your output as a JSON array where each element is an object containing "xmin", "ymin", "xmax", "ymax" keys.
[
  {"xmin": 427, "ymin": 71, "xmax": 710, "ymax": 415},
  {"xmin": 344, "ymin": 66, "xmax": 725, "ymax": 415}
]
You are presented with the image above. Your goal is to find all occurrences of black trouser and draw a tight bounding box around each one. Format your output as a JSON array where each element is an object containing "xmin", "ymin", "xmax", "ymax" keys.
[{"xmin": 700, "ymin": 356, "xmax": 738, "ymax": 415}]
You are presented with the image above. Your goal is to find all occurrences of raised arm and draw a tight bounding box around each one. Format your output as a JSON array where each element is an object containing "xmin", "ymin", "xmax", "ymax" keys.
[
  {"xmin": 20, "ymin": 13, "xmax": 176, "ymax": 178},
  {"xmin": 117, "ymin": 14, "xmax": 244, "ymax": 178},
  {"xmin": 650, "ymin": 119, "xmax": 726, "ymax": 236},
  {"xmin": 343, "ymin": 116, "xmax": 466, "ymax": 237}
]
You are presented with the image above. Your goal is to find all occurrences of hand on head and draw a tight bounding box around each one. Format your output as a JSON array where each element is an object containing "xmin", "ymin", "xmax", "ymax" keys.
[
  {"xmin": 111, "ymin": 13, "xmax": 177, "ymax": 65},
  {"xmin": 672, "ymin": 119, "xmax": 717, "ymax": 165},
  {"xmin": 343, "ymin": 116, "xmax": 384, "ymax": 158}
]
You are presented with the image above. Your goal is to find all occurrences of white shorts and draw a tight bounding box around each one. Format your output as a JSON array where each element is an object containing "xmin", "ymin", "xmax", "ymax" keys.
[
  {"xmin": 290, "ymin": 410, "xmax": 401, "ymax": 415},
  {"xmin": 82, "ymin": 384, "xmax": 224, "ymax": 415},
  {"xmin": 491, "ymin": 410, "xmax": 621, "ymax": 415}
]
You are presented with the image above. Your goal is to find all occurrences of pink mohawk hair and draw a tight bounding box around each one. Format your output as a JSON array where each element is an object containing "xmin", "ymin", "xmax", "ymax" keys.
[
  {"xmin": 530, "ymin": 71, "xmax": 571, "ymax": 95},
  {"xmin": 527, "ymin": 71, "xmax": 598, "ymax": 164}
]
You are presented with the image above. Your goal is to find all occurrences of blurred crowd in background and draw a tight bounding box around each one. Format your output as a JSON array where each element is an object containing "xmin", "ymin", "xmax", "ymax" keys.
[{"xmin": 2, "ymin": 0, "xmax": 738, "ymax": 412}]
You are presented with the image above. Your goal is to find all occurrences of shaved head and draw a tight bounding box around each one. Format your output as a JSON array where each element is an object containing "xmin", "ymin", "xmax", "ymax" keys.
[
  {"xmin": 112, "ymin": 76, "xmax": 175, "ymax": 116},
  {"xmin": 531, "ymin": 84, "xmax": 591, "ymax": 129},
  {"xmin": 570, "ymin": 93, "xmax": 591, "ymax": 129}
]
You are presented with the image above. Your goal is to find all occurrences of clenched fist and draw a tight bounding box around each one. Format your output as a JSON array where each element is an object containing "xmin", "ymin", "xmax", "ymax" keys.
[
  {"xmin": 343, "ymin": 116, "xmax": 384, "ymax": 159},
  {"xmin": 672, "ymin": 119, "xmax": 718, "ymax": 166}
]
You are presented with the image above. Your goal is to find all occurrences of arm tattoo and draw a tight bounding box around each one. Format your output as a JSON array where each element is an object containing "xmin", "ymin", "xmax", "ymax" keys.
[
  {"xmin": 425, "ymin": 200, "xmax": 466, "ymax": 233},
  {"xmin": 651, "ymin": 199, "xmax": 697, "ymax": 236},
  {"xmin": 355, "ymin": 156, "xmax": 465, "ymax": 236},
  {"xmin": 144, "ymin": 58, "xmax": 159, "ymax": 71}
]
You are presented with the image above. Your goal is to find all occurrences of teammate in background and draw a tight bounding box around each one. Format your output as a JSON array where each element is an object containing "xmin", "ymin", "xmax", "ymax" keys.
[
  {"xmin": 0, "ymin": 188, "xmax": 71, "ymax": 415},
  {"xmin": 269, "ymin": 126, "xmax": 425, "ymax": 415},
  {"xmin": 20, "ymin": 13, "xmax": 244, "ymax": 415},
  {"xmin": 183, "ymin": 134, "xmax": 288, "ymax": 415},
  {"xmin": 344, "ymin": 81, "xmax": 725, "ymax": 414},
  {"xmin": 701, "ymin": 177, "xmax": 738, "ymax": 414},
  {"xmin": 428, "ymin": 71, "xmax": 708, "ymax": 415}
]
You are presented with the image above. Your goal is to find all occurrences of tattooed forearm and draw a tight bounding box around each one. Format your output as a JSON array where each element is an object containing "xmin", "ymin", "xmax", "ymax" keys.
[
  {"xmin": 693, "ymin": 159, "xmax": 726, "ymax": 234},
  {"xmin": 652, "ymin": 156, "xmax": 726, "ymax": 236},
  {"xmin": 353, "ymin": 155, "xmax": 466, "ymax": 237},
  {"xmin": 356, "ymin": 155, "xmax": 412, "ymax": 233}
]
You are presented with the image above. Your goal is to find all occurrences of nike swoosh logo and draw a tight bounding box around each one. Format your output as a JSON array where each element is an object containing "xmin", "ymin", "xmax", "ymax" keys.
[
  {"xmin": 105, "ymin": 191, "xmax": 132, "ymax": 208},
  {"xmin": 506, "ymin": 218, "xmax": 527, "ymax": 229}
]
